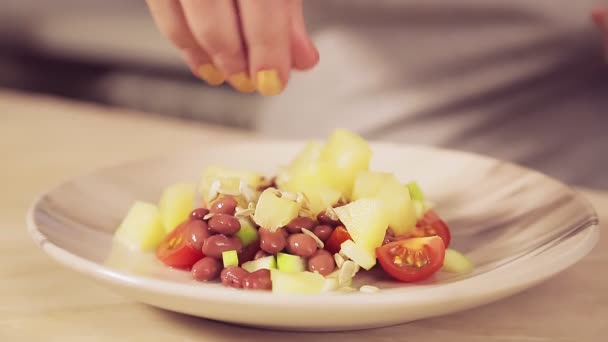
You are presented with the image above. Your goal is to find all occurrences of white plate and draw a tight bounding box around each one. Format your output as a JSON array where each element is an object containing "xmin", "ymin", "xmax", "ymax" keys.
[{"xmin": 27, "ymin": 142, "xmax": 599, "ymax": 331}]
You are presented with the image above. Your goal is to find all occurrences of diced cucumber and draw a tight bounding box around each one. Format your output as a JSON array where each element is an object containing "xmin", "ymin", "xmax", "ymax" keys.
[
  {"xmin": 276, "ymin": 252, "xmax": 306, "ymax": 273},
  {"xmin": 413, "ymin": 200, "xmax": 426, "ymax": 220},
  {"xmin": 406, "ymin": 181, "xmax": 425, "ymax": 202},
  {"xmin": 442, "ymin": 249, "xmax": 474, "ymax": 274},
  {"xmin": 235, "ymin": 218, "xmax": 259, "ymax": 246},
  {"xmin": 270, "ymin": 269, "xmax": 326, "ymax": 294},
  {"xmin": 242, "ymin": 255, "xmax": 277, "ymax": 273},
  {"xmin": 222, "ymin": 250, "xmax": 239, "ymax": 268}
]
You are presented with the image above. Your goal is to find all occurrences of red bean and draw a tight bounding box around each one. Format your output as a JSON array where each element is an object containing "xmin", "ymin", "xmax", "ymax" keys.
[
  {"xmin": 286, "ymin": 233, "xmax": 317, "ymax": 258},
  {"xmin": 259, "ymin": 228, "xmax": 286, "ymax": 254},
  {"xmin": 209, "ymin": 196, "xmax": 238, "ymax": 215},
  {"xmin": 208, "ymin": 214, "xmax": 241, "ymax": 235},
  {"xmin": 191, "ymin": 257, "xmax": 221, "ymax": 281},
  {"xmin": 383, "ymin": 233, "xmax": 396, "ymax": 245},
  {"xmin": 312, "ymin": 224, "xmax": 334, "ymax": 242},
  {"xmin": 202, "ymin": 234, "xmax": 243, "ymax": 259},
  {"xmin": 280, "ymin": 228, "xmax": 289, "ymax": 238},
  {"xmin": 256, "ymin": 177, "xmax": 277, "ymax": 192},
  {"xmin": 185, "ymin": 219, "xmax": 210, "ymax": 250},
  {"xmin": 190, "ymin": 208, "xmax": 210, "ymax": 220},
  {"xmin": 307, "ymin": 249, "xmax": 335, "ymax": 276},
  {"xmin": 242, "ymin": 269, "xmax": 272, "ymax": 291},
  {"xmin": 317, "ymin": 211, "xmax": 341, "ymax": 226},
  {"xmin": 220, "ymin": 266, "xmax": 249, "ymax": 288},
  {"xmin": 237, "ymin": 241, "xmax": 260, "ymax": 265},
  {"xmin": 285, "ymin": 216, "xmax": 316, "ymax": 234}
]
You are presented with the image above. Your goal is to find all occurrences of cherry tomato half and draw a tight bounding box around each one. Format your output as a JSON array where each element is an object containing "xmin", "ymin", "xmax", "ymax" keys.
[
  {"xmin": 376, "ymin": 236, "xmax": 445, "ymax": 282},
  {"xmin": 156, "ymin": 220, "xmax": 208, "ymax": 269},
  {"xmin": 324, "ymin": 226, "xmax": 352, "ymax": 254},
  {"xmin": 397, "ymin": 209, "xmax": 451, "ymax": 247}
]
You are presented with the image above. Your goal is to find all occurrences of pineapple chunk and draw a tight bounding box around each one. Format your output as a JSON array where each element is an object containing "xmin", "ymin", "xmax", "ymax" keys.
[
  {"xmin": 333, "ymin": 198, "xmax": 389, "ymax": 255},
  {"xmin": 253, "ymin": 188, "xmax": 301, "ymax": 230},
  {"xmin": 271, "ymin": 269, "xmax": 326, "ymax": 294},
  {"xmin": 303, "ymin": 187, "xmax": 342, "ymax": 215},
  {"xmin": 158, "ymin": 183, "xmax": 195, "ymax": 234},
  {"xmin": 114, "ymin": 202, "xmax": 165, "ymax": 251},
  {"xmin": 320, "ymin": 129, "xmax": 372, "ymax": 198},
  {"xmin": 198, "ymin": 166, "xmax": 263, "ymax": 202},
  {"xmin": 352, "ymin": 172, "xmax": 417, "ymax": 235},
  {"xmin": 289, "ymin": 141, "xmax": 323, "ymax": 172},
  {"xmin": 280, "ymin": 159, "xmax": 341, "ymax": 215},
  {"xmin": 376, "ymin": 177, "xmax": 417, "ymax": 235},
  {"xmin": 281, "ymin": 159, "xmax": 336, "ymax": 193},
  {"xmin": 340, "ymin": 240, "xmax": 377, "ymax": 270},
  {"xmin": 352, "ymin": 171, "xmax": 393, "ymax": 201}
]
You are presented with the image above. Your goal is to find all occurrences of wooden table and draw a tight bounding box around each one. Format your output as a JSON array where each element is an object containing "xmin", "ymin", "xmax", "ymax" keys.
[{"xmin": 1, "ymin": 90, "xmax": 605, "ymax": 341}]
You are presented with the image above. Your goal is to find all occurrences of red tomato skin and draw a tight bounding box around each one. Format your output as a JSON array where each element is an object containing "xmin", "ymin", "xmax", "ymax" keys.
[
  {"xmin": 398, "ymin": 210, "xmax": 451, "ymax": 247},
  {"xmin": 376, "ymin": 236, "xmax": 445, "ymax": 282},
  {"xmin": 324, "ymin": 226, "xmax": 352, "ymax": 254},
  {"xmin": 156, "ymin": 223, "xmax": 204, "ymax": 269}
]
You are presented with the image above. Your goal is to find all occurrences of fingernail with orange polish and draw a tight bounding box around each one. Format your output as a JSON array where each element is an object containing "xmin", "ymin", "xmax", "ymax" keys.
[
  {"xmin": 229, "ymin": 72, "xmax": 256, "ymax": 93},
  {"xmin": 197, "ymin": 64, "xmax": 225, "ymax": 86},
  {"xmin": 256, "ymin": 69, "xmax": 283, "ymax": 96}
]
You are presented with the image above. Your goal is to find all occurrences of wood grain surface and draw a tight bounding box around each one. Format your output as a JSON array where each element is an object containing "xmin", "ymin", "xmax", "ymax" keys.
[{"xmin": 0, "ymin": 90, "xmax": 605, "ymax": 341}]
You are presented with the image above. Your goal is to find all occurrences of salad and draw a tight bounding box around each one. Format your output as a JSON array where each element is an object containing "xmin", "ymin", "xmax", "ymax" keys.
[{"xmin": 113, "ymin": 129, "xmax": 473, "ymax": 294}]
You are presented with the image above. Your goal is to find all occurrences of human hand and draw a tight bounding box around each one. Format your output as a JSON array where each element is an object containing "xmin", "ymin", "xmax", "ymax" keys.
[{"xmin": 146, "ymin": 0, "xmax": 319, "ymax": 96}]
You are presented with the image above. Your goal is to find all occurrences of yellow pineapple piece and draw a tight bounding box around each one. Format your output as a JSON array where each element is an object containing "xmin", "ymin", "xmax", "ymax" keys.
[
  {"xmin": 289, "ymin": 141, "xmax": 323, "ymax": 172},
  {"xmin": 114, "ymin": 202, "xmax": 165, "ymax": 251},
  {"xmin": 352, "ymin": 170, "xmax": 393, "ymax": 200},
  {"xmin": 198, "ymin": 166, "xmax": 263, "ymax": 202},
  {"xmin": 158, "ymin": 183, "xmax": 195, "ymax": 234},
  {"xmin": 253, "ymin": 188, "xmax": 301, "ymax": 230},
  {"xmin": 333, "ymin": 198, "xmax": 389, "ymax": 255},
  {"xmin": 320, "ymin": 129, "xmax": 372, "ymax": 198}
]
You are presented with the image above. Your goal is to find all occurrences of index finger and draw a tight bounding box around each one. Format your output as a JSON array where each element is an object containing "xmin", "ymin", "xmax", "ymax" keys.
[{"xmin": 238, "ymin": 0, "xmax": 291, "ymax": 96}]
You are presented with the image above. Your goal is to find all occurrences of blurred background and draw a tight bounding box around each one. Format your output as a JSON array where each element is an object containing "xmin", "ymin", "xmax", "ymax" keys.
[
  {"xmin": 0, "ymin": 0, "xmax": 259, "ymax": 127},
  {"xmin": 1, "ymin": 0, "xmax": 606, "ymax": 188}
]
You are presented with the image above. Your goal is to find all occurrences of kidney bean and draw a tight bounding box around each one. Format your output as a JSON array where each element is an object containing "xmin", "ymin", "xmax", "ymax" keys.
[
  {"xmin": 307, "ymin": 249, "xmax": 335, "ymax": 276},
  {"xmin": 254, "ymin": 250, "xmax": 271, "ymax": 260},
  {"xmin": 312, "ymin": 224, "xmax": 334, "ymax": 242},
  {"xmin": 185, "ymin": 219, "xmax": 210, "ymax": 250},
  {"xmin": 382, "ymin": 228, "xmax": 398, "ymax": 245},
  {"xmin": 383, "ymin": 234, "xmax": 396, "ymax": 245},
  {"xmin": 220, "ymin": 266, "xmax": 249, "ymax": 288},
  {"xmin": 191, "ymin": 257, "xmax": 221, "ymax": 281},
  {"xmin": 190, "ymin": 208, "xmax": 210, "ymax": 221},
  {"xmin": 259, "ymin": 228, "xmax": 287, "ymax": 254},
  {"xmin": 238, "ymin": 241, "xmax": 260, "ymax": 264},
  {"xmin": 285, "ymin": 216, "xmax": 316, "ymax": 234},
  {"xmin": 280, "ymin": 228, "xmax": 289, "ymax": 238},
  {"xmin": 208, "ymin": 214, "xmax": 241, "ymax": 235},
  {"xmin": 286, "ymin": 233, "xmax": 317, "ymax": 258},
  {"xmin": 242, "ymin": 269, "xmax": 272, "ymax": 291},
  {"xmin": 317, "ymin": 211, "xmax": 341, "ymax": 226},
  {"xmin": 257, "ymin": 177, "xmax": 277, "ymax": 192},
  {"xmin": 209, "ymin": 196, "xmax": 238, "ymax": 215},
  {"xmin": 202, "ymin": 234, "xmax": 243, "ymax": 259}
]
